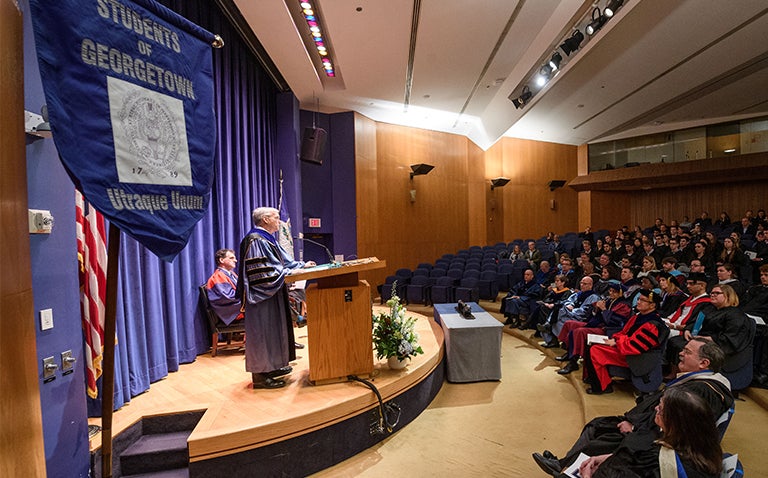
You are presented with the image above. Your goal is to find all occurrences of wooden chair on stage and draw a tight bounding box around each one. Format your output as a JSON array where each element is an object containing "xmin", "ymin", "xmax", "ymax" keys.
[{"xmin": 198, "ymin": 285, "xmax": 246, "ymax": 357}]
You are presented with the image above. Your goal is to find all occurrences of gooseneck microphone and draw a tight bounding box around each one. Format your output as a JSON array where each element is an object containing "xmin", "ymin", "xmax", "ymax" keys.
[{"xmin": 293, "ymin": 233, "xmax": 338, "ymax": 265}]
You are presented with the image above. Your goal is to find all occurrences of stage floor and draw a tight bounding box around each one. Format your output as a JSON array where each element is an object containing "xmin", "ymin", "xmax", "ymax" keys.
[{"xmin": 88, "ymin": 307, "xmax": 444, "ymax": 464}]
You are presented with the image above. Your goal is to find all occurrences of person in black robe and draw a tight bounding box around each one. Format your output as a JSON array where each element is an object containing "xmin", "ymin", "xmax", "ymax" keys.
[{"xmin": 532, "ymin": 338, "xmax": 732, "ymax": 476}]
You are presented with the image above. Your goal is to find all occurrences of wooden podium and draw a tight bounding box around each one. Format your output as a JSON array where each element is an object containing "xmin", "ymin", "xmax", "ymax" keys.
[{"xmin": 286, "ymin": 257, "xmax": 386, "ymax": 384}]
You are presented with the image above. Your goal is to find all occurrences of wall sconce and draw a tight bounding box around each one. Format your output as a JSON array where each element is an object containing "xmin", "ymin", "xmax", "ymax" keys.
[
  {"xmin": 548, "ymin": 179, "xmax": 566, "ymax": 191},
  {"xmin": 490, "ymin": 177, "xmax": 510, "ymax": 190},
  {"xmin": 409, "ymin": 163, "xmax": 434, "ymax": 180}
]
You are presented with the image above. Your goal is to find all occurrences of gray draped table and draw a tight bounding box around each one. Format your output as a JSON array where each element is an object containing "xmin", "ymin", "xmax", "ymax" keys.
[{"xmin": 433, "ymin": 303, "xmax": 503, "ymax": 382}]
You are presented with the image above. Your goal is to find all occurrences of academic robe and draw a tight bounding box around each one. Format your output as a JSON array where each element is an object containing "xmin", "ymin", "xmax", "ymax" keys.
[
  {"xmin": 586, "ymin": 311, "xmax": 666, "ymax": 390},
  {"xmin": 236, "ymin": 227, "xmax": 305, "ymax": 374},
  {"xmin": 206, "ymin": 267, "xmax": 242, "ymax": 325}
]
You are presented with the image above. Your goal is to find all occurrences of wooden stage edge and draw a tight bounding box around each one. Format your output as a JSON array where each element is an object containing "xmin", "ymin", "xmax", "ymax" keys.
[{"xmin": 89, "ymin": 306, "xmax": 445, "ymax": 465}]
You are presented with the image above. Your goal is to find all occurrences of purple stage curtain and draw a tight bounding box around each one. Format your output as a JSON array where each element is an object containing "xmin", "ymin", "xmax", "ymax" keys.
[{"xmin": 89, "ymin": 0, "xmax": 280, "ymax": 415}]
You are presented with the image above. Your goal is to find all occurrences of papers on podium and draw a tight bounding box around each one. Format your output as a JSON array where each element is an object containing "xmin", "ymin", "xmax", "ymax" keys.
[{"xmin": 587, "ymin": 333, "xmax": 609, "ymax": 345}]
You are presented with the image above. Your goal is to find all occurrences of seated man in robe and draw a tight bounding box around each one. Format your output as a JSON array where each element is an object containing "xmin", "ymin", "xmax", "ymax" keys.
[
  {"xmin": 538, "ymin": 276, "xmax": 599, "ymax": 348},
  {"xmin": 532, "ymin": 337, "xmax": 733, "ymax": 476},
  {"xmin": 555, "ymin": 281, "xmax": 632, "ymax": 375},
  {"xmin": 664, "ymin": 272, "xmax": 715, "ymax": 375},
  {"xmin": 206, "ymin": 248, "xmax": 243, "ymax": 325},
  {"xmin": 501, "ymin": 268, "xmax": 543, "ymax": 327},
  {"xmin": 582, "ymin": 289, "xmax": 667, "ymax": 394}
]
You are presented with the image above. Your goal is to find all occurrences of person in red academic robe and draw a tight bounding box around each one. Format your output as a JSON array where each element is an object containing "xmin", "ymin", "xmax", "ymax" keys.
[{"xmin": 582, "ymin": 289, "xmax": 667, "ymax": 394}]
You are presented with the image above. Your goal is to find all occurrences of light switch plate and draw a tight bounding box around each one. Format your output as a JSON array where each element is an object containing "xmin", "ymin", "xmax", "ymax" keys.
[
  {"xmin": 43, "ymin": 356, "xmax": 57, "ymax": 380},
  {"xmin": 40, "ymin": 308, "xmax": 54, "ymax": 330},
  {"xmin": 61, "ymin": 350, "xmax": 75, "ymax": 373}
]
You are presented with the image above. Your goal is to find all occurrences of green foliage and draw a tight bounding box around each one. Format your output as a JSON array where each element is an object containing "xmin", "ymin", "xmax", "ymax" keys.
[{"xmin": 372, "ymin": 285, "xmax": 424, "ymax": 361}]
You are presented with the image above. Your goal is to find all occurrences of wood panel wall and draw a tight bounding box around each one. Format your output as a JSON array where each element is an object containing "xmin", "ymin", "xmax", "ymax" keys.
[
  {"xmin": 0, "ymin": 2, "xmax": 47, "ymax": 475},
  {"xmin": 628, "ymin": 182, "xmax": 768, "ymax": 231},
  {"xmin": 355, "ymin": 119, "xmax": 580, "ymax": 288},
  {"xmin": 497, "ymin": 138, "xmax": 579, "ymax": 239}
]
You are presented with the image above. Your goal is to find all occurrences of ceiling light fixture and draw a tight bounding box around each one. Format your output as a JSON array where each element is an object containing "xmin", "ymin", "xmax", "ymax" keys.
[
  {"xmin": 604, "ymin": 0, "xmax": 624, "ymax": 18},
  {"xmin": 560, "ymin": 29, "xmax": 584, "ymax": 56},
  {"xmin": 536, "ymin": 65, "xmax": 552, "ymax": 87},
  {"xmin": 548, "ymin": 52, "xmax": 562, "ymax": 71},
  {"xmin": 585, "ymin": 7, "xmax": 606, "ymax": 36},
  {"xmin": 510, "ymin": 86, "xmax": 532, "ymax": 109},
  {"xmin": 299, "ymin": 1, "xmax": 335, "ymax": 77}
]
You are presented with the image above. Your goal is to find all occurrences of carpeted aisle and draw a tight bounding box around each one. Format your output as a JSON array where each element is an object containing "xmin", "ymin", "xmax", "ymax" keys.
[{"xmin": 314, "ymin": 332, "xmax": 586, "ymax": 476}]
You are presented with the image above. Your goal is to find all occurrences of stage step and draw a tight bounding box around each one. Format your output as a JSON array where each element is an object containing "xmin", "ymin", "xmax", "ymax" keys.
[
  {"xmin": 123, "ymin": 468, "xmax": 189, "ymax": 478},
  {"xmin": 120, "ymin": 431, "xmax": 190, "ymax": 476}
]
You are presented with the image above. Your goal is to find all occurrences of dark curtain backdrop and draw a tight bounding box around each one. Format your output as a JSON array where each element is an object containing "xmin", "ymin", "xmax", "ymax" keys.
[{"xmin": 89, "ymin": 0, "xmax": 281, "ymax": 414}]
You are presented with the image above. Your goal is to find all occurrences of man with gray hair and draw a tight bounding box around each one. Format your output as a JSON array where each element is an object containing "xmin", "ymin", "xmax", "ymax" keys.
[
  {"xmin": 236, "ymin": 207, "xmax": 315, "ymax": 389},
  {"xmin": 533, "ymin": 337, "xmax": 734, "ymax": 476}
]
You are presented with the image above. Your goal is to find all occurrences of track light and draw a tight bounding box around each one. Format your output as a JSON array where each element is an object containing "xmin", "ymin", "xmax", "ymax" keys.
[
  {"xmin": 549, "ymin": 52, "xmax": 562, "ymax": 71},
  {"xmin": 536, "ymin": 65, "xmax": 552, "ymax": 87},
  {"xmin": 585, "ymin": 7, "xmax": 606, "ymax": 35},
  {"xmin": 604, "ymin": 0, "xmax": 624, "ymax": 18},
  {"xmin": 510, "ymin": 86, "xmax": 532, "ymax": 109},
  {"xmin": 560, "ymin": 30, "xmax": 584, "ymax": 56}
]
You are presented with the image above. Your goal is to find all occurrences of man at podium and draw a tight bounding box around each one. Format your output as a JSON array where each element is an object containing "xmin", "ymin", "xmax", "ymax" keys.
[{"xmin": 237, "ymin": 207, "xmax": 315, "ymax": 389}]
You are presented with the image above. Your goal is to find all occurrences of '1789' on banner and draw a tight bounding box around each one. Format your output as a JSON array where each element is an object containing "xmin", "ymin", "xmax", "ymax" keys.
[{"xmin": 29, "ymin": 0, "xmax": 220, "ymax": 261}]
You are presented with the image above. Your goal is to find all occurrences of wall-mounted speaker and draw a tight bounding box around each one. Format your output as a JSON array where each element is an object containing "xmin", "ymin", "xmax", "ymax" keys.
[{"xmin": 300, "ymin": 127, "xmax": 327, "ymax": 164}]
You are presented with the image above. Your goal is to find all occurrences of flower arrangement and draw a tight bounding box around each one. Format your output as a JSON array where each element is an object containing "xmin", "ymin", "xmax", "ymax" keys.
[{"xmin": 372, "ymin": 286, "xmax": 424, "ymax": 362}]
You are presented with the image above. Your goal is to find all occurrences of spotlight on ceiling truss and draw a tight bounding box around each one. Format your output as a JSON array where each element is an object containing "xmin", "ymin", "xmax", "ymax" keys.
[
  {"xmin": 560, "ymin": 29, "xmax": 584, "ymax": 56},
  {"xmin": 585, "ymin": 7, "xmax": 606, "ymax": 36},
  {"xmin": 510, "ymin": 86, "xmax": 532, "ymax": 110}
]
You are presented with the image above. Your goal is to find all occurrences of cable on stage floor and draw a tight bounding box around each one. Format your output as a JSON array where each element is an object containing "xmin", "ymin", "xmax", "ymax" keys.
[{"xmin": 348, "ymin": 375, "xmax": 401, "ymax": 435}]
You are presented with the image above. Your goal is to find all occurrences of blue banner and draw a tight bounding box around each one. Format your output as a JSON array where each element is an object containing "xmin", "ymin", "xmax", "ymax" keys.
[{"xmin": 29, "ymin": 0, "xmax": 218, "ymax": 261}]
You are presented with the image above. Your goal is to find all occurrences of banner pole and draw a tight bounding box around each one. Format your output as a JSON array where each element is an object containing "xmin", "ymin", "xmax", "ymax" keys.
[{"xmin": 101, "ymin": 223, "xmax": 121, "ymax": 478}]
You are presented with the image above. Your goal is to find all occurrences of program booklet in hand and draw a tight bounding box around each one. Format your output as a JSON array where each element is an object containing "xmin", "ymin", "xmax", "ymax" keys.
[{"xmin": 587, "ymin": 333, "xmax": 609, "ymax": 345}]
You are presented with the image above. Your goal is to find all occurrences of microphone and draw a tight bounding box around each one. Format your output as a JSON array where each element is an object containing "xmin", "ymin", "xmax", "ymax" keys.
[
  {"xmin": 455, "ymin": 300, "xmax": 475, "ymax": 320},
  {"xmin": 294, "ymin": 234, "xmax": 338, "ymax": 266}
]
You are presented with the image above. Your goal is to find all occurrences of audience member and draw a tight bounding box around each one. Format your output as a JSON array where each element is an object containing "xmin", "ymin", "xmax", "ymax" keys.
[
  {"xmin": 577, "ymin": 387, "xmax": 724, "ymax": 478},
  {"xmin": 664, "ymin": 272, "xmax": 715, "ymax": 375},
  {"xmin": 637, "ymin": 256, "xmax": 659, "ymax": 280},
  {"xmin": 684, "ymin": 284, "xmax": 754, "ymax": 383},
  {"xmin": 539, "ymin": 276, "xmax": 599, "ymax": 348},
  {"xmin": 716, "ymin": 263, "xmax": 746, "ymax": 301},
  {"xmin": 533, "ymin": 338, "xmax": 732, "ymax": 476},
  {"xmin": 656, "ymin": 271, "xmax": 687, "ymax": 317},
  {"xmin": 509, "ymin": 243, "xmax": 524, "ymax": 261},
  {"xmin": 718, "ymin": 237, "xmax": 749, "ymax": 276},
  {"xmin": 582, "ymin": 289, "xmax": 667, "ymax": 394},
  {"xmin": 524, "ymin": 241, "xmax": 542, "ymax": 268},
  {"xmin": 501, "ymin": 269, "xmax": 542, "ymax": 327},
  {"xmin": 535, "ymin": 260, "xmax": 556, "ymax": 287},
  {"xmin": 714, "ymin": 211, "xmax": 731, "ymax": 230},
  {"xmin": 524, "ymin": 275, "xmax": 572, "ymax": 331},
  {"xmin": 694, "ymin": 210, "xmax": 713, "ymax": 229},
  {"xmin": 555, "ymin": 281, "xmax": 631, "ymax": 375}
]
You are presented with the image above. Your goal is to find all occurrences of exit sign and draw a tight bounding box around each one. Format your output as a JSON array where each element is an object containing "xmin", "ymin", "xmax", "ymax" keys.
[{"xmin": 308, "ymin": 218, "xmax": 321, "ymax": 228}]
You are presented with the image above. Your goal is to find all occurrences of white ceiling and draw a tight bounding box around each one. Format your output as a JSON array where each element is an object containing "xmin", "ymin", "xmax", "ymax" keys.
[{"xmin": 233, "ymin": 0, "xmax": 768, "ymax": 150}]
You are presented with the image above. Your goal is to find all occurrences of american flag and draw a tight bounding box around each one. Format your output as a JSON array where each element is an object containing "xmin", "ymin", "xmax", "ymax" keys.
[{"xmin": 76, "ymin": 189, "xmax": 107, "ymax": 399}]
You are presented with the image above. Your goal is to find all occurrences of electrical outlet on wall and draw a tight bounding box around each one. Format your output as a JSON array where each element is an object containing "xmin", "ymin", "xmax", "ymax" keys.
[{"xmin": 28, "ymin": 209, "xmax": 54, "ymax": 234}]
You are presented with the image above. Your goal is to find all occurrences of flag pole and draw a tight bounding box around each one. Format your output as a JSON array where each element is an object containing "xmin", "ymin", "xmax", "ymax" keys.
[{"xmin": 101, "ymin": 222, "xmax": 121, "ymax": 478}]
